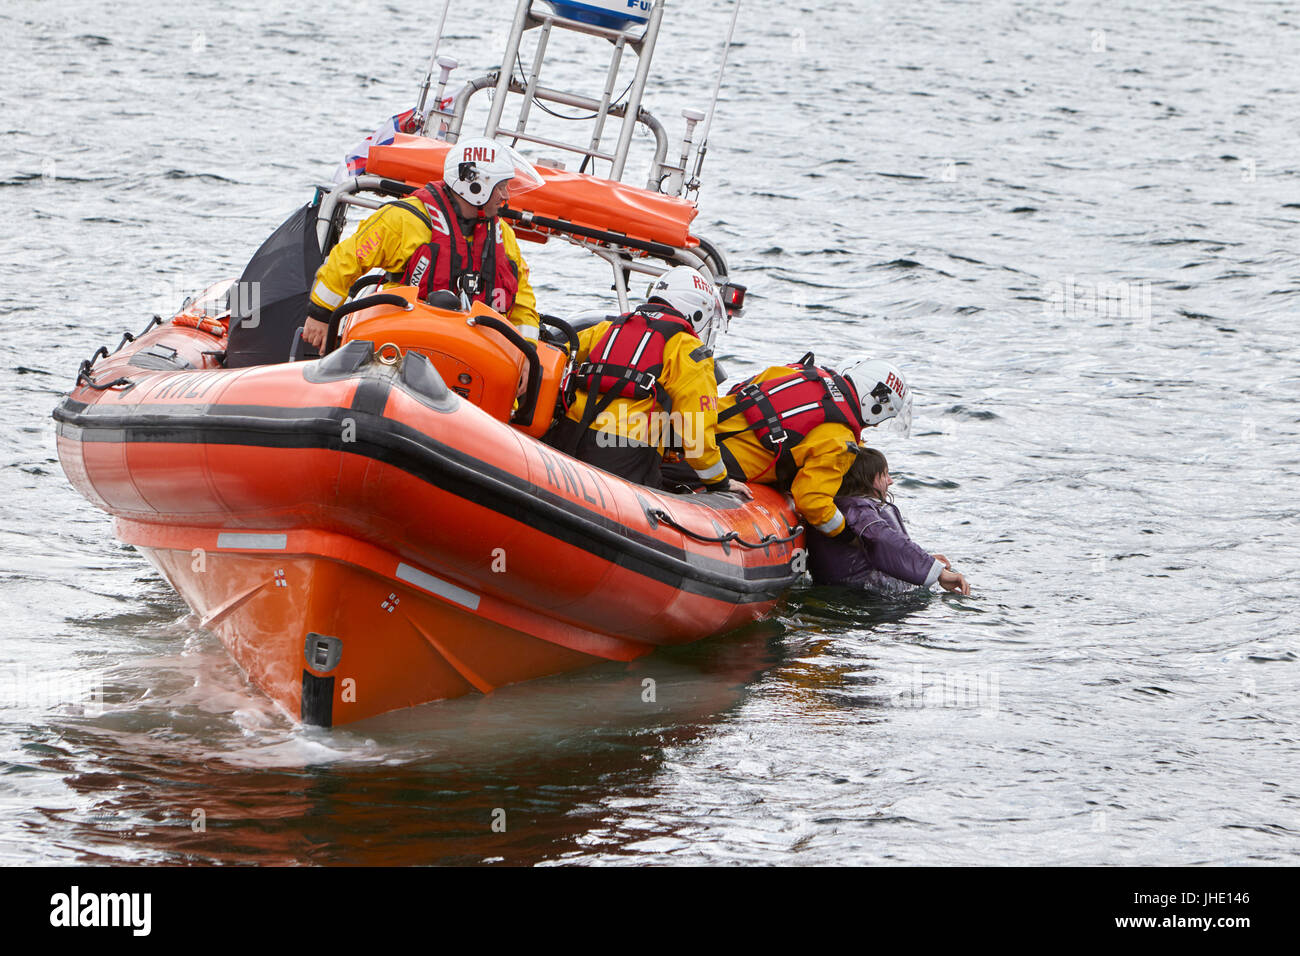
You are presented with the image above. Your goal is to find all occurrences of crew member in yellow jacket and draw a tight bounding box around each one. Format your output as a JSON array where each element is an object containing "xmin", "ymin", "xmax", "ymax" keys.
[
  {"xmin": 547, "ymin": 266, "xmax": 734, "ymax": 492},
  {"xmin": 715, "ymin": 357, "xmax": 911, "ymax": 537},
  {"xmin": 301, "ymin": 137, "xmax": 542, "ymax": 351}
]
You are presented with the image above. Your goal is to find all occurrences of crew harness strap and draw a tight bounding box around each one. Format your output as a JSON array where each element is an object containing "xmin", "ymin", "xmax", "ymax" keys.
[
  {"xmin": 385, "ymin": 183, "xmax": 500, "ymax": 306},
  {"xmin": 559, "ymin": 304, "xmax": 697, "ymax": 456},
  {"xmin": 719, "ymin": 364, "xmax": 865, "ymax": 482}
]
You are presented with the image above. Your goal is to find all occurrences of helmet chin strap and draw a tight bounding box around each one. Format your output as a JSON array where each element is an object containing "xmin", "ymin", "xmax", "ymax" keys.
[{"xmin": 448, "ymin": 188, "xmax": 492, "ymax": 225}]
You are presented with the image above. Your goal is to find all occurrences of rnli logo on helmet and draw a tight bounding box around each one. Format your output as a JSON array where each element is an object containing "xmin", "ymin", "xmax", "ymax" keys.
[
  {"xmin": 692, "ymin": 275, "xmax": 712, "ymax": 293},
  {"xmin": 886, "ymin": 371, "xmax": 907, "ymax": 399},
  {"xmin": 466, "ymin": 146, "xmax": 496, "ymax": 164}
]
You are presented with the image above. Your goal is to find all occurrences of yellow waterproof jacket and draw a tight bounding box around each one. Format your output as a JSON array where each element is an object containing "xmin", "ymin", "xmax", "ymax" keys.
[
  {"xmin": 716, "ymin": 365, "xmax": 859, "ymax": 536},
  {"xmin": 308, "ymin": 192, "xmax": 539, "ymax": 341},
  {"xmin": 565, "ymin": 319, "xmax": 727, "ymax": 483}
]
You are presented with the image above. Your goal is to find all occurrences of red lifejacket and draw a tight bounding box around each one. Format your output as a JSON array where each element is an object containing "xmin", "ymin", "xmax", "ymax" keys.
[
  {"xmin": 574, "ymin": 304, "xmax": 699, "ymax": 412},
  {"xmin": 555, "ymin": 304, "xmax": 700, "ymax": 455},
  {"xmin": 719, "ymin": 360, "xmax": 865, "ymax": 482},
  {"xmin": 391, "ymin": 182, "xmax": 519, "ymax": 314}
]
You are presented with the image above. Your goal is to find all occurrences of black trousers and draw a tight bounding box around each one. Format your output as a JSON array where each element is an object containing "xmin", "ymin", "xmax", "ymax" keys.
[
  {"xmin": 544, "ymin": 418, "xmax": 663, "ymax": 489},
  {"xmin": 660, "ymin": 456, "xmax": 742, "ymax": 492}
]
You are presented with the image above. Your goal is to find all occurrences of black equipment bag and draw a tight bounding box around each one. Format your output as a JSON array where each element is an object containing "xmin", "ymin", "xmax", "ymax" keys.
[{"xmin": 225, "ymin": 202, "xmax": 324, "ymax": 368}]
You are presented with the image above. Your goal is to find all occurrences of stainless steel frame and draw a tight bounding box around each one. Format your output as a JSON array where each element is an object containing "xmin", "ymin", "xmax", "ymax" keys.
[
  {"xmin": 434, "ymin": 0, "xmax": 675, "ymax": 191},
  {"xmin": 318, "ymin": 1, "xmax": 735, "ymax": 318}
]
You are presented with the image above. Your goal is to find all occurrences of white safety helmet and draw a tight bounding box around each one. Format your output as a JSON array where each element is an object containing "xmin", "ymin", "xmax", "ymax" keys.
[
  {"xmin": 444, "ymin": 137, "xmax": 544, "ymax": 208},
  {"xmin": 647, "ymin": 266, "xmax": 728, "ymax": 349},
  {"xmin": 840, "ymin": 357, "xmax": 912, "ymax": 437}
]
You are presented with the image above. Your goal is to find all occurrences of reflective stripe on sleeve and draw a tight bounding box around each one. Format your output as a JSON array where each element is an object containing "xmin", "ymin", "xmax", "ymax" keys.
[
  {"xmin": 693, "ymin": 460, "xmax": 727, "ymax": 482},
  {"xmin": 814, "ymin": 510, "xmax": 845, "ymax": 535},
  {"xmin": 516, "ymin": 323, "xmax": 539, "ymax": 341},
  {"xmin": 312, "ymin": 281, "xmax": 344, "ymax": 309}
]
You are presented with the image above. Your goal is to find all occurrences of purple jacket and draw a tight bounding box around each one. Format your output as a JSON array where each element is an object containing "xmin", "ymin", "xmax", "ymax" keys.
[{"xmin": 807, "ymin": 496, "xmax": 943, "ymax": 593}]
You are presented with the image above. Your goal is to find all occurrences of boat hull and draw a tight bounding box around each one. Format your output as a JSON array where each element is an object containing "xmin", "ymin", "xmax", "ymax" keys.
[
  {"xmin": 128, "ymin": 524, "xmax": 623, "ymax": 725},
  {"xmin": 55, "ymin": 327, "xmax": 803, "ymax": 725}
]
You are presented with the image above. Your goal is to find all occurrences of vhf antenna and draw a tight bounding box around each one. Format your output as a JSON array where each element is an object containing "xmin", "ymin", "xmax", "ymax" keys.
[
  {"xmin": 686, "ymin": 0, "xmax": 742, "ymax": 201},
  {"xmin": 413, "ymin": 0, "xmax": 454, "ymax": 134}
]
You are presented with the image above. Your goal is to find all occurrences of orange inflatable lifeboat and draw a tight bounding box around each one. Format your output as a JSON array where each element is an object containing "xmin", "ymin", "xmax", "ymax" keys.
[
  {"xmin": 55, "ymin": 0, "xmax": 776, "ymax": 726},
  {"xmin": 55, "ymin": 287, "xmax": 803, "ymax": 726}
]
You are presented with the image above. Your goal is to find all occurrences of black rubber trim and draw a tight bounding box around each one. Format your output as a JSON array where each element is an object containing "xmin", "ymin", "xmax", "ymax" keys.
[
  {"xmin": 53, "ymin": 375, "xmax": 796, "ymax": 600},
  {"xmin": 349, "ymin": 376, "xmax": 391, "ymax": 416},
  {"xmin": 467, "ymin": 314, "xmax": 541, "ymax": 425},
  {"xmin": 695, "ymin": 235, "xmax": 728, "ymax": 277},
  {"xmin": 133, "ymin": 344, "xmax": 194, "ymax": 372},
  {"xmin": 324, "ymin": 293, "xmax": 410, "ymax": 354},
  {"xmin": 300, "ymin": 670, "xmax": 334, "ymax": 727},
  {"xmin": 500, "ymin": 207, "xmax": 677, "ymax": 259},
  {"xmin": 379, "ymin": 178, "xmax": 417, "ymax": 196},
  {"xmin": 347, "ymin": 273, "xmax": 387, "ymax": 298},
  {"xmin": 539, "ymin": 314, "xmax": 579, "ymax": 354},
  {"xmin": 711, "ymin": 520, "xmax": 732, "ymax": 556},
  {"xmin": 302, "ymin": 339, "xmax": 375, "ymax": 382},
  {"xmin": 637, "ymin": 493, "xmax": 659, "ymax": 529},
  {"xmin": 399, "ymin": 352, "xmax": 457, "ymax": 411}
]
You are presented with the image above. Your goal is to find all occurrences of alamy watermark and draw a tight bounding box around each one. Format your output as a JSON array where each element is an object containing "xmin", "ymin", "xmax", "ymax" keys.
[
  {"xmin": 148, "ymin": 277, "xmax": 260, "ymax": 328},
  {"xmin": 0, "ymin": 664, "xmax": 104, "ymax": 716},
  {"xmin": 49, "ymin": 886, "xmax": 150, "ymax": 936},
  {"xmin": 1042, "ymin": 276, "xmax": 1152, "ymax": 326},
  {"xmin": 891, "ymin": 664, "xmax": 1000, "ymax": 716},
  {"xmin": 592, "ymin": 406, "xmax": 712, "ymax": 460}
]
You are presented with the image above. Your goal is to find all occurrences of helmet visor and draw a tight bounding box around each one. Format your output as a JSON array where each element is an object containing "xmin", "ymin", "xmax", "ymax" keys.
[
  {"xmin": 885, "ymin": 391, "xmax": 913, "ymax": 438},
  {"xmin": 705, "ymin": 292, "xmax": 727, "ymax": 350},
  {"xmin": 496, "ymin": 143, "xmax": 546, "ymax": 203},
  {"xmin": 860, "ymin": 388, "xmax": 912, "ymax": 439}
]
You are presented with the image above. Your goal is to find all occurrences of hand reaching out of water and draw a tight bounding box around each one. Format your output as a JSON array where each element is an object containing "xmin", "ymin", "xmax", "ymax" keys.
[
  {"xmin": 939, "ymin": 568, "xmax": 970, "ymax": 595},
  {"xmin": 933, "ymin": 553, "xmax": 951, "ymax": 569}
]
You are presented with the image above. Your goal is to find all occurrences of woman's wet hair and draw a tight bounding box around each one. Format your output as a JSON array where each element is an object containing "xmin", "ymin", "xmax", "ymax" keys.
[{"xmin": 838, "ymin": 445, "xmax": 891, "ymax": 501}]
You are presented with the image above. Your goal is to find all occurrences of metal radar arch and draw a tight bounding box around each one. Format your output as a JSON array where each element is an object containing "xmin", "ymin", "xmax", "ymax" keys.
[{"xmin": 315, "ymin": 0, "xmax": 748, "ymax": 319}]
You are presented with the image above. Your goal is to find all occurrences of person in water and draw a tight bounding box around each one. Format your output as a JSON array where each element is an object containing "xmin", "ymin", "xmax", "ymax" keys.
[
  {"xmin": 716, "ymin": 356, "xmax": 909, "ymax": 539},
  {"xmin": 807, "ymin": 446, "xmax": 971, "ymax": 595}
]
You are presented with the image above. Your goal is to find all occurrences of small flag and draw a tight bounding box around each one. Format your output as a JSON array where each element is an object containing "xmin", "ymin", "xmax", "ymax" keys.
[{"xmin": 333, "ymin": 108, "xmax": 418, "ymax": 182}]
